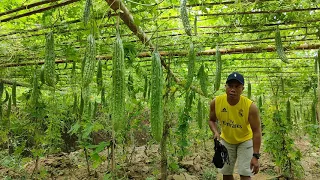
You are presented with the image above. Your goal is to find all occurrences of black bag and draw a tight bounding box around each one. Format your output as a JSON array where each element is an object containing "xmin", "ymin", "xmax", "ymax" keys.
[{"xmin": 212, "ymin": 138, "xmax": 230, "ymax": 168}]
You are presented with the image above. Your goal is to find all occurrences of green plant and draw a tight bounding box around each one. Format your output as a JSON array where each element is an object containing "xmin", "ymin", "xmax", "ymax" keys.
[
  {"xmin": 202, "ymin": 168, "xmax": 217, "ymax": 180},
  {"xmin": 264, "ymin": 108, "xmax": 304, "ymax": 179}
]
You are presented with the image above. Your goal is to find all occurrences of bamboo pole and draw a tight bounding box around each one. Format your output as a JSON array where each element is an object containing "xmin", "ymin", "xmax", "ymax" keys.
[
  {"xmin": 0, "ymin": 79, "xmax": 30, "ymax": 87},
  {"xmin": 0, "ymin": 0, "xmax": 80, "ymax": 23},
  {"xmin": 203, "ymin": 7, "xmax": 320, "ymax": 17},
  {"xmin": 0, "ymin": 0, "xmax": 60, "ymax": 17},
  {"xmin": 1, "ymin": 43, "xmax": 320, "ymax": 68}
]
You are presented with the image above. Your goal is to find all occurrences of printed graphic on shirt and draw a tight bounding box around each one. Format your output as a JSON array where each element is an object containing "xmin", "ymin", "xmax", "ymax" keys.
[
  {"xmin": 238, "ymin": 109, "xmax": 244, "ymax": 117},
  {"xmin": 221, "ymin": 108, "xmax": 227, "ymax": 112},
  {"xmin": 221, "ymin": 119, "xmax": 242, "ymax": 129}
]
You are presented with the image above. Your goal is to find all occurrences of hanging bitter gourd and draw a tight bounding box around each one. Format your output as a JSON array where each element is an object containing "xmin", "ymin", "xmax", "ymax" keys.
[
  {"xmin": 180, "ymin": 0, "xmax": 192, "ymax": 36},
  {"xmin": 185, "ymin": 41, "xmax": 195, "ymax": 90},
  {"xmin": 44, "ymin": 32, "xmax": 56, "ymax": 87},
  {"xmin": 147, "ymin": 80, "xmax": 151, "ymax": 100},
  {"xmin": 214, "ymin": 45, "xmax": 222, "ymax": 91},
  {"xmin": 0, "ymin": 88, "xmax": 9, "ymax": 120},
  {"xmin": 73, "ymin": 93, "xmax": 78, "ymax": 114},
  {"xmin": 31, "ymin": 72, "xmax": 39, "ymax": 106},
  {"xmin": 317, "ymin": 49, "xmax": 320, "ymax": 73},
  {"xmin": 101, "ymin": 87, "xmax": 106, "ymax": 107},
  {"xmin": 127, "ymin": 73, "xmax": 134, "ymax": 93},
  {"xmin": 286, "ymin": 99, "xmax": 291, "ymax": 124},
  {"xmin": 281, "ymin": 77, "xmax": 285, "ymax": 95},
  {"xmin": 314, "ymin": 56, "xmax": 318, "ymax": 74},
  {"xmin": 12, "ymin": 81, "xmax": 16, "ymax": 106},
  {"xmin": 83, "ymin": 0, "xmax": 92, "ymax": 26},
  {"xmin": 71, "ymin": 61, "xmax": 76, "ymax": 85},
  {"xmin": 194, "ymin": 16, "xmax": 197, "ymax": 36},
  {"xmin": 112, "ymin": 32, "xmax": 125, "ymax": 132},
  {"xmin": 97, "ymin": 60, "xmax": 103, "ymax": 92},
  {"xmin": 197, "ymin": 64, "xmax": 208, "ymax": 96},
  {"xmin": 275, "ymin": 28, "xmax": 289, "ymax": 63},
  {"xmin": 2, "ymin": 90, "xmax": 9, "ymax": 105},
  {"xmin": 82, "ymin": 34, "xmax": 96, "ymax": 87},
  {"xmin": 79, "ymin": 95, "xmax": 84, "ymax": 116},
  {"xmin": 197, "ymin": 98, "xmax": 203, "ymax": 129},
  {"xmin": 150, "ymin": 50, "xmax": 163, "ymax": 142},
  {"xmin": 258, "ymin": 96, "xmax": 262, "ymax": 109},
  {"xmin": 93, "ymin": 101, "xmax": 97, "ymax": 119},
  {"xmin": 6, "ymin": 95, "xmax": 11, "ymax": 119},
  {"xmin": 311, "ymin": 101, "xmax": 316, "ymax": 123},
  {"xmin": 82, "ymin": 34, "xmax": 96, "ymax": 101},
  {"xmin": 87, "ymin": 102, "xmax": 92, "ymax": 119},
  {"xmin": 143, "ymin": 75, "xmax": 148, "ymax": 99},
  {"xmin": 187, "ymin": 90, "xmax": 195, "ymax": 110},
  {"xmin": 0, "ymin": 82, "xmax": 3, "ymax": 101},
  {"xmin": 0, "ymin": 83, "xmax": 4, "ymax": 121}
]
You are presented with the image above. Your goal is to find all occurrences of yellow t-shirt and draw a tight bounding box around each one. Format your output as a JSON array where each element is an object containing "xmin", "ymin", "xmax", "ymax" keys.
[{"xmin": 215, "ymin": 94, "xmax": 253, "ymax": 144}]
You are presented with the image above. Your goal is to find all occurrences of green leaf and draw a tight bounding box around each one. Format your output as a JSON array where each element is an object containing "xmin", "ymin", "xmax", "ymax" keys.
[
  {"xmin": 68, "ymin": 121, "xmax": 81, "ymax": 135},
  {"xmin": 95, "ymin": 141, "xmax": 110, "ymax": 153}
]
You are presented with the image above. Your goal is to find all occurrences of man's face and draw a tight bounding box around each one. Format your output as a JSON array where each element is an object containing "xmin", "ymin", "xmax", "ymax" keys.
[{"xmin": 225, "ymin": 80, "xmax": 244, "ymax": 99}]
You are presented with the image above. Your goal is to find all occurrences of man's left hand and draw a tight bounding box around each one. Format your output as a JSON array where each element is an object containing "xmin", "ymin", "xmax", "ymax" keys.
[{"xmin": 250, "ymin": 157, "xmax": 259, "ymax": 175}]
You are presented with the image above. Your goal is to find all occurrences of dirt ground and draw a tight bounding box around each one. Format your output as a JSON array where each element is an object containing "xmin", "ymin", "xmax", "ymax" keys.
[{"xmin": 0, "ymin": 137, "xmax": 319, "ymax": 180}]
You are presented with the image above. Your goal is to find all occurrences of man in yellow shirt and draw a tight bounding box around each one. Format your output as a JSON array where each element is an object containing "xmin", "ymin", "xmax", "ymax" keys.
[{"xmin": 209, "ymin": 72, "xmax": 262, "ymax": 180}]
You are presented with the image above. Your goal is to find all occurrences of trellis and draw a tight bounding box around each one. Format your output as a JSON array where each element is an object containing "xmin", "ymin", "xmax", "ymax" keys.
[
  {"xmin": 0, "ymin": 0, "xmax": 319, "ymax": 89},
  {"xmin": 0, "ymin": 2, "xmax": 319, "ymax": 179}
]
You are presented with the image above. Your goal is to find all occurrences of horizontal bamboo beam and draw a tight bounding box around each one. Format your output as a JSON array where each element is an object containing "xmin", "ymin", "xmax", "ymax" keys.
[
  {"xmin": 0, "ymin": 0, "xmax": 80, "ymax": 23},
  {"xmin": 0, "ymin": 34, "xmax": 317, "ymax": 64},
  {"xmin": 2, "ymin": 23, "xmax": 317, "ymax": 43},
  {"xmin": 0, "ymin": 0, "xmax": 60, "ymax": 17},
  {"xmin": 0, "ymin": 79, "xmax": 30, "ymax": 87},
  {"xmin": 1, "ymin": 5, "xmax": 318, "ymax": 39},
  {"xmin": 203, "ymin": 7, "xmax": 320, "ymax": 17},
  {"xmin": 5, "ymin": 62, "xmax": 316, "ymax": 78},
  {"xmin": 1, "ymin": 43, "xmax": 319, "ymax": 68},
  {"xmin": 0, "ymin": 29, "xmax": 317, "ymax": 62},
  {"xmin": 2, "ymin": 18, "xmax": 318, "ymax": 41},
  {"xmin": 156, "ymin": 0, "xmax": 272, "ymax": 11},
  {"xmin": 0, "ymin": 59, "xmax": 72, "ymax": 68},
  {"xmin": 139, "ymin": 7, "xmax": 320, "ymax": 22},
  {"xmin": 0, "ymin": 19, "xmax": 81, "ymax": 38}
]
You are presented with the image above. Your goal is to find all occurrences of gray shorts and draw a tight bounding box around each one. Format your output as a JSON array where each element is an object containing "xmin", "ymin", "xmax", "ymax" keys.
[{"xmin": 219, "ymin": 139, "xmax": 253, "ymax": 177}]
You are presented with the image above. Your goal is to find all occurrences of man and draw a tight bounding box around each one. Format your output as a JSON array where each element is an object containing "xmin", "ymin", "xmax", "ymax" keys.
[{"xmin": 209, "ymin": 72, "xmax": 262, "ymax": 180}]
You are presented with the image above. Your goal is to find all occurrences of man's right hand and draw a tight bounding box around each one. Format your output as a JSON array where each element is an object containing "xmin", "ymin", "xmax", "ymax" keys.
[{"xmin": 214, "ymin": 132, "xmax": 220, "ymax": 140}]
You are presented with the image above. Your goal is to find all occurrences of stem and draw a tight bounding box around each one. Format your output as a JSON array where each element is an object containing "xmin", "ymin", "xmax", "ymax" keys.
[
  {"xmin": 84, "ymin": 148, "xmax": 91, "ymax": 176},
  {"xmin": 111, "ymin": 127, "xmax": 116, "ymax": 180},
  {"xmin": 31, "ymin": 156, "xmax": 39, "ymax": 178},
  {"xmin": 8, "ymin": 113, "xmax": 13, "ymax": 155}
]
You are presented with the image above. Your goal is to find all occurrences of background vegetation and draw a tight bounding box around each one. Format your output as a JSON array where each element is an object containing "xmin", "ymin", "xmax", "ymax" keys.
[{"xmin": 0, "ymin": 0, "xmax": 319, "ymax": 179}]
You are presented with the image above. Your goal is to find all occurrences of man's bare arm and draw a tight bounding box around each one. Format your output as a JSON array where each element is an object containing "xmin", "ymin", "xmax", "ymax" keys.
[
  {"xmin": 248, "ymin": 103, "xmax": 262, "ymax": 154},
  {"xmin": 209, "ymin": 99, "xmax": 220, "ymax": 139}
]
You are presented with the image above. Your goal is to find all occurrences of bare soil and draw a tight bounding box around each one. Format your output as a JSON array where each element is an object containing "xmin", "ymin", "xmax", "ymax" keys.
[{"xmin": 0, "ymin": 137, "xmax": 319, "ymax": 179}]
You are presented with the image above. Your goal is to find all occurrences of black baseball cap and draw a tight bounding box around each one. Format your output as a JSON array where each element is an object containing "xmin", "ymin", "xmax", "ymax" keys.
[{"xmin": 226, "ymin": 72, "xmax": 244, "ymax": 85}]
